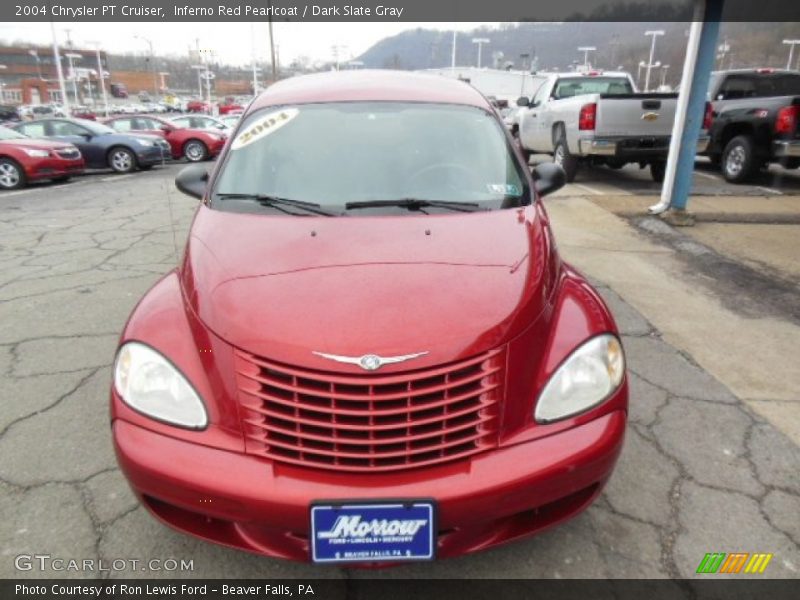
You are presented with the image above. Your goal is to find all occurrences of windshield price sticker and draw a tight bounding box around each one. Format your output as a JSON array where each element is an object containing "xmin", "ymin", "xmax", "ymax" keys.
[{"xmin": 231, "ymin": 108, "xmax": 299, "ymax": 150}]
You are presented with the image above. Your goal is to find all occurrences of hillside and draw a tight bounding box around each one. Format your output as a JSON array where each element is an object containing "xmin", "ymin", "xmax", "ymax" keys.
[{"xmin": 356, "ymin": 22, "xmax": 800, "ymax": 87}]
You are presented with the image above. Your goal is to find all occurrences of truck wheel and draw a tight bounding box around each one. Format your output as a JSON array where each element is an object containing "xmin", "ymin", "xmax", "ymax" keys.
[
  {"xmin": 650, "ymin": 161, "xmax": 666, "ymax": 183},
  {"xmin": 553, "ymin": 138, "xmax": 578, "ymax": 183},
  {"xmin": 721, "ymin": 135, "xmax": 757, "ymax": 183}
]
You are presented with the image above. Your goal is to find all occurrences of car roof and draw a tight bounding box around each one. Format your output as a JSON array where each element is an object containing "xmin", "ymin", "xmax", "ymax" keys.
[{"xmin": 249, "ymin": 70, "xmax": 491, "ymax": 111}]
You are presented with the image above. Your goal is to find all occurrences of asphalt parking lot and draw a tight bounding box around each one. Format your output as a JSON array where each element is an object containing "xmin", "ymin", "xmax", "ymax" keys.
[
  {"xmin": 0, "ymin": 162, "xmax": 798, "ymax": 580},
  {"xmin": 542, "ymin": 156, "xmax": 800, "ymax": 199}
]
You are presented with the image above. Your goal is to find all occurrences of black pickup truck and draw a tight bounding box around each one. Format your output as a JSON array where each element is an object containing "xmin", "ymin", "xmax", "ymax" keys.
[{"xmin": 704, "ymin": 69, "xmax": 800, "ymax": 183}]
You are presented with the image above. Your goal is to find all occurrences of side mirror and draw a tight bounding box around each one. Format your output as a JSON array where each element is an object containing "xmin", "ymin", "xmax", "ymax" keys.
[
  {"xmin": 160, "ymin": 125, "xmax": 173, "ymax": 133},
  {"xmin": 175, "ymin": 164, "xmax": 208, "ymax": 199},
  {"xmin": 532, "ymin": 162, "xmax": 566, "ymax": 197},
  {"xmin": 516, "ymin": 96, "xmax": 530, "ymax": 107}
]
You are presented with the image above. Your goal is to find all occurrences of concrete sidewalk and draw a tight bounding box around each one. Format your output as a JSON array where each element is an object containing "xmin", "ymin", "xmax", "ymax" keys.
[{"xmin": 545, "ymin": 196, "xmax": 800, "ymax": 445}]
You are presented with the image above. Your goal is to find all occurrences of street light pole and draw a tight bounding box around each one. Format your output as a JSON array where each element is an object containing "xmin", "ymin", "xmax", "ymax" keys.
[
  {"xmin": 783, "ymin": 40, "xmax": 800, "ymax": 70},
  {"xmin": 250, "ymin": 23, "xmax": 259, "ymax": 94},
  {"xmin": 472, "ymin": 38, "xmax": 490, "ymax": 68},
  {"xmin": 578, "ymin": 46, "xmax": 596, "ymax": 68},
  {"xmin": 88, "ymin": 42, "xmax": 109, "ymax": 117},
  {"xmin": 644, "ymin": 30, "xmax": 665, "ymax": 92},
  {"xmin": 64, "ymin": 53, "xmax": 82, "ymax": 105},
  {"xmin": 267, "ymin": 0, "xmax": 277, "ymax": 81},
  {"xmin": 191, "ymin": 65, "xmax": 204, "ymax": 100},
  {"xmin": 50, "ymin": 23, "xmax": 70, "ymax": 114},
  {"xmin": 451, "ymin": 29, "xmax": 457, "ymax": 70}
]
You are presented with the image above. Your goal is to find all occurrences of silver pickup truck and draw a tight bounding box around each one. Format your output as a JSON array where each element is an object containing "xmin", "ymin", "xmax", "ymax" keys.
[{"xmin": 515, "ymin": 70, "xmax": 710, "ymax": 182}]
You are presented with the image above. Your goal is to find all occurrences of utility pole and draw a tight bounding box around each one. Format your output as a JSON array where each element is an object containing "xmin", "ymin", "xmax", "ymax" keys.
[{"xmin": 644, "ymin": 30, "xmax": 665, "ymax": 92}]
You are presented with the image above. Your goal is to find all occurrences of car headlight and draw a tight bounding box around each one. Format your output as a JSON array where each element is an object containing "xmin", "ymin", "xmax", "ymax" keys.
[
  {"xmin": 534, "ymin": 334, "xmax": 625, "ymax": 423},
  {"xmin": 23, "ymin": 148, "xmax": 50, "ymax": 158},
  {"xmin": 135, "ymin": 138, "xmax": 154, "ymax": 147},
  {"xmin": 114, "ymin": 342, "xmax": 208, "ymax": 429}
]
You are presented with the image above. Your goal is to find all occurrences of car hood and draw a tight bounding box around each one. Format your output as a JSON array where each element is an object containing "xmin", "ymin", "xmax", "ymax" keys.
[
  {"xmin": 181, "ymin": 204, "xmax": 558, "ymax": 371},
  {"xmin": 0, "ymin": 138, "xmax": 75, "ymax": 151}
]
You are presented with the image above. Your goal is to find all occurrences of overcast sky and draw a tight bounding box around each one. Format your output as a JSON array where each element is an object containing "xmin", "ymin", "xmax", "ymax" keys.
[{"xmin": 1, "ymin": 22, "xmax": 501, "ymax": 66}]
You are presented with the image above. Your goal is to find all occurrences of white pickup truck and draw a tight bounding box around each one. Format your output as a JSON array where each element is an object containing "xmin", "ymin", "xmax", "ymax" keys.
[{"xmin": 514, "ymin": 70, "xmax": 710, "ymax": 182}]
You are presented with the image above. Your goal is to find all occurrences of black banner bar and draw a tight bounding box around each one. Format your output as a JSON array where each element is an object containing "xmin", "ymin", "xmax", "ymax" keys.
[
  {"xmin": 3, "ymin": 579, "xmax": 800, "ymax": 600},
  {"xmin": 3, "ymin": 0, "xmax": 800, "ymax": 23}
]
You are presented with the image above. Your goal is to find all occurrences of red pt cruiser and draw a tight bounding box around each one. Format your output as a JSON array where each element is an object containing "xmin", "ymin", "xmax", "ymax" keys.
[
  {"xmin": 0, "ymin": 126, "xmax": 84, "ymax": 190},
  {"xmin": 111, "ymin": 71, "xmax": 627, "ymax": 565}
]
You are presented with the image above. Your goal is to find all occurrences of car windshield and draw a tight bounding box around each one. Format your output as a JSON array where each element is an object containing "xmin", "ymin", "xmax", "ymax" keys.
[
  {"xmin": 211, "ymin": 102, "xmax": 529, "ymax": 216},
  {"xmin": 553, "ymin": 77, "xmax": 634, "ymax": 98},
  {"xmin": 0, "ymin": 126, "xmax": 28, "ymax": 141}
]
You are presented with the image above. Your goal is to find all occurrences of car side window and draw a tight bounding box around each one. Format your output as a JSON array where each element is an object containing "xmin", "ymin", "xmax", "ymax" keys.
[
  {"xmin": 51, "ymin": 121, "xmax": 87, "ymax": 136},
  {"xmin": 135, "ymin": 118, "xmax": 156, "ymax": 129},
  {"xmin": 531, "ymin": 82, "xmax": 549, "ymax": 107},
  {"xmin": 172, "ymin": 117, "xmax": 189, "ymax": 128},
  {"xmin": 112, "ymin": 119, "xmax": 133, "ymax": 132},
  {"xmin": 19, "ymin": 122, "xmax": 47, "ymax": 137}
]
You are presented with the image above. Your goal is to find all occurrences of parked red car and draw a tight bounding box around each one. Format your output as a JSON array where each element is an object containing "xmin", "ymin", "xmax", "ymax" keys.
[
  {"xmin": 186, "ymin": 100, "xmax": 211, "ymax": 114},
  {"xmin": 218, "ymin": 101, "xmax": 244, "ymax": 115},
  {"xmin": 111, "ymin": 71, "xmax": 627, "ymax": 565},
  {"xmin": 0, "ymin": 126, "xmax": 84, "ymax": 190},
  {"xmin": 102, "ymin": 115, "xmax": 226, "ymax": 162}
]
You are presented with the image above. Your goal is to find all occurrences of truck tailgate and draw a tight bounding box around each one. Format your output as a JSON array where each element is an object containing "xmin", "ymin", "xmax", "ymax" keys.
[{"xmin": 595, "ymin": 93, "xmax": 678, "ymax": 137}]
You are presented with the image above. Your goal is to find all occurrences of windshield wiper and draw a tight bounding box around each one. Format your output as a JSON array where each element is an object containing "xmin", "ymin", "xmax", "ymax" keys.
[
  {"xmin": 215, "ymin": 192, "xmax": 338, "ymax": 217},
  {"xmin": 345, "ymin": 198, "xmax": 483, "ymax": 212}
]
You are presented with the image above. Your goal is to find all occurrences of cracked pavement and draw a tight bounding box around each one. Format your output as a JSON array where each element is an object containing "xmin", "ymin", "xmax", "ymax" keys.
[{"xmin": 0, "ymin": 165, "xmax": 798, "ymax": 579}]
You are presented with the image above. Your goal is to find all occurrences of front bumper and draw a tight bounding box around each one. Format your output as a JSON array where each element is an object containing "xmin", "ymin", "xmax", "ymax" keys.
[
  {"xmin": 113, "ymin": 407, "xmax": 625, "ymax": 563},
  {"xmin": 25, "ymin": 157, "xmax": 85, "ymax": 181},
  {"xmin": 773, "ymin": 139, "xmax": 800, "ymax": 158},
  {"xmin": 135, "ymin": 143, "xmax": 171, "ymax": 166},
  {"xmin": 578, "ymin": 134, "xmax": 710, "ymax": 158}
]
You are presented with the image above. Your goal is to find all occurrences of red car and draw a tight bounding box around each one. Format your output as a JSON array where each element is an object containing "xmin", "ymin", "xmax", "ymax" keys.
[
  {"xmin": 218, "ymin": 101, "xmax": 244, "ymax": 115},
  {"xmin": 102, "ymin": 115, "xmax": 226, "ymax": 162},
  {"xmin": 111, "ymin": 71, "xmax": 627, "ymax": 565},
  {"xmin": 186, "ymin": 100, "xmax": 211, "ymax": 113},
  {"xmin": 0, "ymin": 126, "xmax": 84, "ymax": 190}
]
